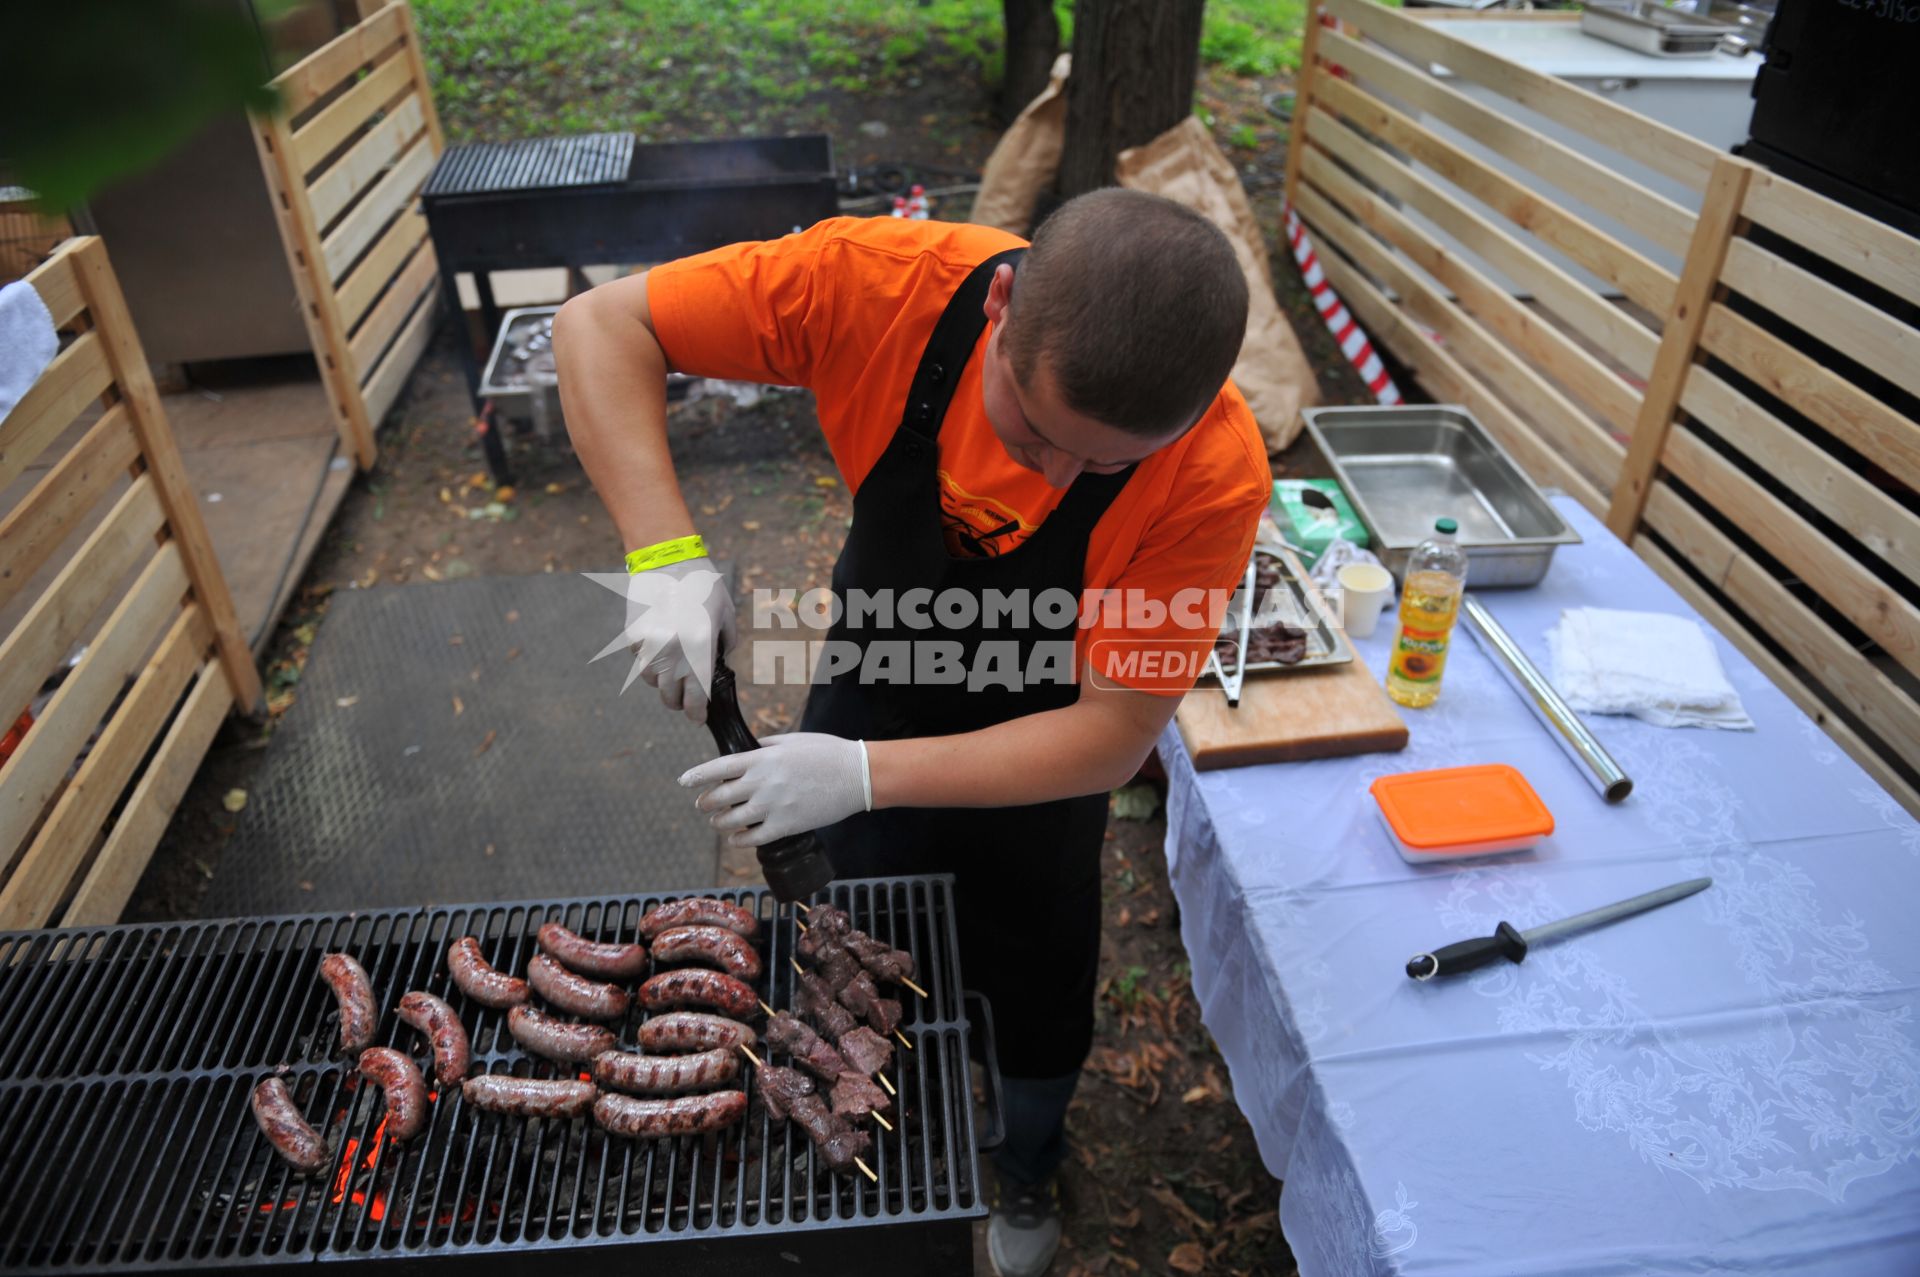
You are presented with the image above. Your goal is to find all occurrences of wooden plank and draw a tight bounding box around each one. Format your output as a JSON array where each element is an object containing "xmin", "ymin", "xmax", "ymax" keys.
[
  {"xmin": 308, "ymin": 93, "xmax": 426, "ymax": 230},
  {"xmin": 1720, "ymin": 238, "xmax": 1920, "ymax": 404},
  {"xmin": 251, "ymin": 112, "xmax": 378, "ymax": 469},
  {"xmin": 1605, "ymin": 158, "xmax": 1753, "ymax": 538},
  {"xmin": 349, "ymin": 239, "xmax": 437, "ymax": 377},
  {"xmin": 1304, "ymin": 105, "xmax": 1660, "ymax": 378},
  {"xmin": 1662, "ymin": 424, "xmax": 1920, "ymax": 680},
  {"xmin": 27, "ymin": 245, "xmax": 87, "ymax": 331},
  {"xmin": 1302, "ymin": 146, "xmax": 1641, "ymax": 435},
  {"xmin": 1698, "ymin": 302, "xmax": 1920, "ymax": 494},
  {"xmin": 1642, "ymin": 484, "xmax": 1920, "ymax": 764},
  {"xmin": 0, "ymin": 542, "xmax": 189, "ymax": 883},
  {"xmin": 1312, "ymin": 73, "xmax": 1678, "ymax": 318},
  {"xmin": 0, "ymin": 332, "xmax": 112, "ymax": 492},
  {"xmin": 1282, "ymin": 5, "xmax": 1329, "ymax": 213},
  {"xmin": 62, "ymin": 658, "xmax": 235, "ymax": 927},
  {"xmin": 1681, "ymin": 367, "xmax": 1920, "ymax": 585},
  {"xmin": 272, "ymin": 2, "xmax": 406, "ymax": 118},
  {"xmin": 1313, "ymin": 231, "xmax": 1609, "ymax": 517},
  {"xmin": 1743, "ymin": 168, "xmax": 1920, "ymax": 314},
  {"xmin": 0, "ymin": 474, "xmax": 164, "ymax": 739},
  {"xmin": 1297, "ymin": 183, "xmax": 1623, "ymax": 493},
  {"xmin": 320, "ymin": 132, "xmax": 433, "ymax": 283},
  {"xmin": 288, "ymin": 51, "xmax": 412, "ymax": 176},
  {"xmin": 0, "ymin": 404, "xmax": 138, "ymax": 616},
  {"xmin": 336, "ymin": 209, "xmax": 429, "ymax": 331},
  {"xmin": 1324, "ymin": 0, "xmax": 1719, "ymax": 191},
  {"xmin": 0, "ymin": 606, "xmax": 209, "ymax": 930},
  {"xmin": 1319, "ymin": 29, "xmax": 1694, "ymax": 258},
  {"xmin": 1632, "ymin": 535, "xmax": 1920, "ymax": 819},
  {"xmin": 72, "ymin": 239, "xmax": 262, "ymax": 712},
  {"xmin": 394, "ymin": 0, "xmax": 447, "ymax": 154},
  {"xmin": 360, "ymin": 289, "xmax": 438, "ymax": 425}
]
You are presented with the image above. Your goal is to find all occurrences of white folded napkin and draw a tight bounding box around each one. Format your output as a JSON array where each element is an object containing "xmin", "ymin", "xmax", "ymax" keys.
[
  {"xmin": 1547, "ymin": 606, "xmax": 1753, "ymax": 730},
  {"xmin": 0, "ymin": 279, "xmax": 59, "ymax": 421}
]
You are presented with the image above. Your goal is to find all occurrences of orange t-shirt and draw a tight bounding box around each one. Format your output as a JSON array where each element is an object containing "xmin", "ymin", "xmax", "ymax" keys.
[{"xmin": 646, "ymin": 216, "xmax": 1271, "ymax": 695}]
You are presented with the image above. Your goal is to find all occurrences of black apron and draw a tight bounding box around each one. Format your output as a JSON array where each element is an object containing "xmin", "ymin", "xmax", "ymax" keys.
[{"xmin": 801, "ymin": 249, "xmax": 1134, "ymax": 1080}]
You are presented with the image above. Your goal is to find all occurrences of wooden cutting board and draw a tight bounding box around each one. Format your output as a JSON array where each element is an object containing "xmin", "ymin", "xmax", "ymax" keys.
[{"xmin": 1174, "ymin": 547, "xmax": 1409, "ymax": 770}]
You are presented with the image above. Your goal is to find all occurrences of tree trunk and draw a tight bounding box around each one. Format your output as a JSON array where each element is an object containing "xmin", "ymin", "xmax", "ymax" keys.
[
  {"xmin": 998, "ymin": 0, "xmax": 1062, "ymax": 124},
  {"xmin": 1055, "ymin": 0, "xmax": 1205, "ymax": 201}
]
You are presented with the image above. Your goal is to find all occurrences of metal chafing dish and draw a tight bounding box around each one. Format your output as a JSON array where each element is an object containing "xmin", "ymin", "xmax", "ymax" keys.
[
  {"xmin": 1579, "ymin": 1, "xmax": 1748, "ymax": 57},
  {"xmin": 1302, "ymin": 405, "xmax": 1581, "ymax": 589}
]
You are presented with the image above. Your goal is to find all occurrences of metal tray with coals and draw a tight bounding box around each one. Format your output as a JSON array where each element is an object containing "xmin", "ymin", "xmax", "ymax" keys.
[{"xmin": 1303, "ymin": 405, "xmax": 1581, "ymax": 588}]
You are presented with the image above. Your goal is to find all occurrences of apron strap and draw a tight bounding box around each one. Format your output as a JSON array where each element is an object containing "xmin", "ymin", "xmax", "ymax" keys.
[{"xmin": 896, "ymin": 247, "xmax": 1025, "ymax": 444}]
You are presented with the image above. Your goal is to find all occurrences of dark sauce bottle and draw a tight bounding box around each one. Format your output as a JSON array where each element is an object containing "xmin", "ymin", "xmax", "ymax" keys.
[{"xmin": 704, "ymin": 657, "xmax": 837, "ymax": 902}]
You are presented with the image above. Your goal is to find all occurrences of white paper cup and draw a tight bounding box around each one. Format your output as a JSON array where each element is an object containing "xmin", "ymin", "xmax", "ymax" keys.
[{"xmin": 1336, "ymin": 562, "xmax": 1394, "ymax": 638}]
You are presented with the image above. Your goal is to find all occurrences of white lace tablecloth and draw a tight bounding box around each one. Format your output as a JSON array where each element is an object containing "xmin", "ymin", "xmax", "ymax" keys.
[{"xmin": 1159, "ymin": 497, "xmax": 1920, "ymax": 1276}]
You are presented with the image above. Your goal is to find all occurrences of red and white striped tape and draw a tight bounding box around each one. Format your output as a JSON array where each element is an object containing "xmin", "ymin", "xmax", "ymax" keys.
[{"xmin": 1285, "ymin": 203, "xmax": 1401, "ymax": 406}]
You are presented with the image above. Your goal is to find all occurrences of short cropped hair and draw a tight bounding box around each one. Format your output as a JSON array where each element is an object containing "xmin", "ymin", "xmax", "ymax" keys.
[{"xmin": 1004, "ymin": 189, "xmax": 1249, "ymax": 437}]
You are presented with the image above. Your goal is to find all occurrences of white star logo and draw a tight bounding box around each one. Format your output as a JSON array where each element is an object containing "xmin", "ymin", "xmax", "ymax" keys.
[{"xmin": 582, "ymin": 567, "xmax": 727, "ymax": 696}]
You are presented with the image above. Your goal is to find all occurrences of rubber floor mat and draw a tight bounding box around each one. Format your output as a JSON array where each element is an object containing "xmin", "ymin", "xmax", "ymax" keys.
[{"xmin": 203, "ymin": 573, "xmax": 721, "ymax": 915}]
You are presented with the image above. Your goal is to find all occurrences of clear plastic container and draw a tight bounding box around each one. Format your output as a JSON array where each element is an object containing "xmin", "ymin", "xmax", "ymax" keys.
[{"xmin": 1371, "ymin": 764, "xmax": 1554, "ymax": 864}]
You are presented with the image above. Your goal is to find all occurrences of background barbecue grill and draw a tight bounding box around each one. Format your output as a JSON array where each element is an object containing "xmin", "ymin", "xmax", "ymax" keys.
[{"xmin": 0, "ymin": 876, "xmax": 994, "ymax": 1274}]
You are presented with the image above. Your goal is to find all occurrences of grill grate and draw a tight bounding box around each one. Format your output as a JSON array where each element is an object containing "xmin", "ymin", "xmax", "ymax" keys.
[
  {"xmin": 421, "ymin": 134, "xmax": 636, "ymax": 199},
  {"xmin": 0, "ymin": 877, "xmax": 981, "ymax": 1273}
]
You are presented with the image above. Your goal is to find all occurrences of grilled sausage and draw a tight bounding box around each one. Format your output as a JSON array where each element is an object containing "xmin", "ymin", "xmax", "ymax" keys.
[
  {"xmin": 506, "ymin": 1004, "xmax": 616, "ymax": 1064},
  {"xmin": 251, "ymin": 1077, "xmax": 330, "ymax": 1174},
  {"xmin": 358, "ymin": 1047, "xmax": 429, "ymax": 1142},
  {"xmin": 319, "ymin": 953, "xmax": 376, "ymax": 1054},
  {"xmin": 593, "ymin": 1047, "xmax": 739, "ymax": 1096},
  {"xmin": 461, "ymin": 1074, "xmax": 597, "ymax": 1119},
  {"xmin": 592, "ymin": 1090, "xmax": 748, "ymax": 1139},
  {"xmin": 537, "ymin": 922, "xmax": 649, "ymax": 981},
  {"xmin": 637, "ymin": 969, "xmax": 759, "ymax": 1019},
  {"xmin": 396, "ymin": 991, "xmax": 470, "ymax": 1085},
  {"xmin": 446, "ymin": 937, "xmax": 529, "ymax": 1009},
  {"xmin": 527, "ymin": 953, "xmax": 630, "ymax": 1021},
  {"xmin": 639, "ymin": 897, "xmax": 759, "ymax": 942},
  {"xmin": 650, "ymin": 924, "xmax": 763, "ymax": 983},
  {"xmin": 637, "ymin": 1011, "xmax": 756, "ymax": 1054}
]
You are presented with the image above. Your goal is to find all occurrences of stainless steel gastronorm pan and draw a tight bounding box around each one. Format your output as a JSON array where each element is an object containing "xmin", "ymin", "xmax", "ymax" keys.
[{"xmin": 1302, "ymin": 405, "xmax": 1581, "ymax": 588}]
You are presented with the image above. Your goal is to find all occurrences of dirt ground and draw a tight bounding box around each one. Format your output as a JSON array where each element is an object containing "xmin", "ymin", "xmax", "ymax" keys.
[{"xmin": 123, "ymin": 47, "xmax": 1377, "ymax": 1277}]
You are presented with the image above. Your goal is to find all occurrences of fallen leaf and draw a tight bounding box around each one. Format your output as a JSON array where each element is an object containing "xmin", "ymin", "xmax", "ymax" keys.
[
  {"xmin": 1114, "ymin": 1207, "xmax": 1141, "ymax": 1229},
  {"xmin": 1116, "ymin": 905, "xmax": 1132, "ymax": 927},
  {"xmin": 448, "ymin": 634, "xmax": 464, "ymax": 646},
  {"xmin": 494, "ymin": 485, "xmax": 516, "ymax": 502},
  {"xmin": 741, "ymin": 520, "xmax": 761, "ymax": 531},
  {"xmin": 813, "ymin": 475, "xmax": 838, "ymax": 488},
  {"xmin": 291, "ymin": 623, "xmax": 316, "ymax": 646},
  {"xmin": 421, "ymin": 564, "xmax": 444, "ymax": 582},
  {"xmin": 439, "ymin": 488, "xmax": 453, "ymax": 504},
  {"xmin": 222, "ymin": 789, "xmax": 248, "ymax": 813},
  {"xmin": 701, "ymin": 504, "xmax": 718, "ymax": 515},
  {"xmin": 545, "ymin": 481, "xmax": 565, "ymax": 495},
  {"xmin": 1182, "ymin": 1085, "xmax": 1212, "ymax": 1105},
  {"xmin": 505, "ymin": 646, "xmax": 522, "ymax": 661},
  {"xmin": 473, "ymin": 729, "xmax": 497, "ymax": 757},
  {"xmin": 335, "ymin": 695, "xmax": 359, "ymax": 708},
  {"xmin": 467, "ymin": 472, "xmax": 488, "ymax": 489},
  {"xmin": 1168, "ymin": 1242, "xmax": 1207, "ymax": 1273},
  {"xmin": 452, "ymin": 695, "xmax": 464, "ymax": 717},
  {"xmin": 504, "ymin": 609, "xmax": 520, "ymax": 623},
  {"xmin": 299, "ymin": 880, "xmax": 314, "ymax": 892}
]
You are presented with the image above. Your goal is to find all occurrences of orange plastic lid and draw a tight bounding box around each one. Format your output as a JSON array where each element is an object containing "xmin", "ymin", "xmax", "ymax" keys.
[{"xmin": 1369, "ymin": 764, "xmax": 1554, "ymax": 851}]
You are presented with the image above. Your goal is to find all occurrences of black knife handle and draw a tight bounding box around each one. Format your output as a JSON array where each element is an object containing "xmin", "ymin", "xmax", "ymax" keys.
[{"xmin": 1407, "ymin": 921, "xmax": 1529, "ymax": 981}]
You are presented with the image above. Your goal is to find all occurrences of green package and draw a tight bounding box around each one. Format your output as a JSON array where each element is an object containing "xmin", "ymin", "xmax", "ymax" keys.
[{"xmin": 1272, "ymin": 479, "xmax": 1367, "ymax": 565}]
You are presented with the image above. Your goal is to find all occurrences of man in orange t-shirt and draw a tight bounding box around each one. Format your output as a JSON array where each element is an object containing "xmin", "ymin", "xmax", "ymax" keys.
[{"xmin": 556, "ymin": 190, "xmax": 1266, "ymax": 1276}]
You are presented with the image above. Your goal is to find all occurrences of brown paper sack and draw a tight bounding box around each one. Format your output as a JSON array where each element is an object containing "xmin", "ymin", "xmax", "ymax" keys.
[
  {"xmin": 1117, "ymin": 116, "xmax": 1318, "ymax": 453},
  {"xmin": 970, "ymin": 53, "xmax": 1071, "ymax": 235}
]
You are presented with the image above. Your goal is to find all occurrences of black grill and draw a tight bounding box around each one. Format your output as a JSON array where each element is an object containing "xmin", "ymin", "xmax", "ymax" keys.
[
  {"xmin": 0, "ymin": 877, "xmax": 988, "ymax": 1273},
  {"xmin": 421, "ymin": 134, "xmax": 635, "ymax": 199}
]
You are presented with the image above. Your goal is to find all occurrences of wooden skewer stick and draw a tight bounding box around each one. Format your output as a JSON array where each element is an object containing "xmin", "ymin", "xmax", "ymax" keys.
[
  {"xmin": 796, "ymin": 920, "xmax": 809, "ymax": 933},
  {"xmin": 854, "ymin": 1156, "xmax": 877, "ymax": 1183},
  {"xmin": 792, "ymin": 957, "xmax": 805, "ymax": 976},
  {"xmin": 742, "ymin": 1020, "xmax": 893, "ymax": 1130},
  {"xmin": 760, "ymin": 999, "xmax": 777, "ymax": 1017},
  {"xmin": 796, "ymin": 903, "xmax": 812, "ymax": 914},
  {"xmin": 872, "ymin": 1109, "xmax": 894, "ymax": 1132},
  {"xmin": 900, "ymin": 976, "xmax": 929, "ymax": 999},
  {"xmin": 895, "ymin": 1030, "xmax": 913, "ymax": 1050},
  {"xmin": 878, "ymin": 1073, "xmax": 896, "ymax": 1097},
  {"xmin": 739, "ymin": 1043, "xmax": 763, "ymax": 1068}
]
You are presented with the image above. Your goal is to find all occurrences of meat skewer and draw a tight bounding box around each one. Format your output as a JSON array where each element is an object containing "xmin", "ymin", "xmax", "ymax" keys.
[
  {"xmin": 760, "ymin": 999, "xmax": 894, "ymax": 1096},
  {"xmin": 740, "ymin": 1047, "xmax": 876, "ymax": 1180},
  {"xmin": 792, "ymin": 958, "xmax": 908, "ymax": 1048},
  {"xmin": 796, "ymin": 905, "xmax": 927, "ymax": 997},
  {"xmin": 764, "ymin": 1011, "xmax": 893, "ymax": 1128},
  {"xmin": 793, "ymin": 970, "xmax": 897, "ymax": 1072}
]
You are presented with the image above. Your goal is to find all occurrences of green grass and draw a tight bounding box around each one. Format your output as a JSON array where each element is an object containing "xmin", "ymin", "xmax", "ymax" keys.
[{"xmin": 413, "ymin": 0, "xmax": 1307, "ymax": 144}]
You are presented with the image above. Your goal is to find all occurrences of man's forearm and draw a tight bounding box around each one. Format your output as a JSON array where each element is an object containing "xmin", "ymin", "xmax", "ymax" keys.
[
  {"xmin": 864, "ymin": 695, "xmax": 1169, "ymax": 810},
  {"xmin": 553, "ymin": 279, "xmax": 691, "ymax": 550}
]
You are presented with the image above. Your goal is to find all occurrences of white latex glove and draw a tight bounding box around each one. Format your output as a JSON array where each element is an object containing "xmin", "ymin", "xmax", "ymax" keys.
[
  {"xmin": 679, "ymin": 732, "xmax": 872, "ymax": 848},
  {"xmin": 593, "ymin": 556, "xmax": 737, "ymax": 724}
]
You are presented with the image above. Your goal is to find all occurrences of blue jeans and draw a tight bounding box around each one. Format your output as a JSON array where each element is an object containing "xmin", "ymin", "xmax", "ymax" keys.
[{"xmin": 991, "ymin": 1070, "xmax": 1083, "ymax": 1188}]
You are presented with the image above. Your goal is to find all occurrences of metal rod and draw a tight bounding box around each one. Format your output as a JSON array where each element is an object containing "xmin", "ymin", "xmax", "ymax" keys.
[{"xmin": 1462, "ymin": 595, "xmax": 1633, "ymax": 804}]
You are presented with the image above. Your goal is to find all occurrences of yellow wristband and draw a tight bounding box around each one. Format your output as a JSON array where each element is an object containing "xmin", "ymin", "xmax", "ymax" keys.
[{"xmin": 624, "ymin": 534, "xmax": 707, "ymax": 575}]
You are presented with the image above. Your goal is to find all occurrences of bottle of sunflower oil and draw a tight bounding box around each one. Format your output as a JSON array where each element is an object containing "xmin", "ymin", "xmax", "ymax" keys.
[{"xmin": 1386, "ymin": 518, "xmax": 1468, "ymax": 708}]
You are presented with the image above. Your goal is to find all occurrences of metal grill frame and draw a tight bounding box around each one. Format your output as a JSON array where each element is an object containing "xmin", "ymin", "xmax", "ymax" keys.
[{"xmin": 0, "ymin": 876, "xmax": 984, "ymax": 1274}]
